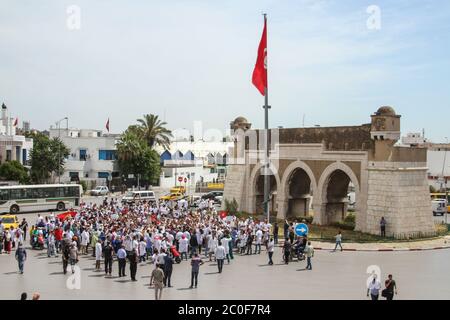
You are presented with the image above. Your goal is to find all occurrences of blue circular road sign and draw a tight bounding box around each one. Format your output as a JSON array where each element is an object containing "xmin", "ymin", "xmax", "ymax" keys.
[{"xmin": 295, "ymin": 223, "xmax": 309, "ymax": 237}]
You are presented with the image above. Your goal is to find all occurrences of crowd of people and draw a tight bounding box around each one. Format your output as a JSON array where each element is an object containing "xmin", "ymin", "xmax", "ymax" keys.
[{"xmin": 1, "ymin": 196, "xmax": 398, "ymax": 300}]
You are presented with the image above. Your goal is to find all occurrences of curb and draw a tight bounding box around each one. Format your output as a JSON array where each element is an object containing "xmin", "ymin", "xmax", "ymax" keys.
[
  {"xmin": 276, "ymin": 243, "xmax": 450, "ymax": 252},
  {"xmin": 313, "ymin": 246, "xmax": 450, "ymax": 252}
]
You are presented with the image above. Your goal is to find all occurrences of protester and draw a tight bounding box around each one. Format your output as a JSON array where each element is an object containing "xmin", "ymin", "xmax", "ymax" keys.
[
  {"xmin": 267, "ymin": 237, "xmax": 274, "ymax": 265},
  {"xmin": 190, "ymin": 253, "xmax": 204, "ymax": 288},
  {"xmin": 367, "ymin": 274, "xmax": 381, "ymax": 300},
  {"xmin": 380, "ymin": 217, "xmax": 386, "ymax": 237},
  {"xmin": 103, "ymin": 241, "xmax": 113, "ymax": 276},
  {"xmin": 95, "ymin": 240, "xmax": 102, "ymax": 270},
  {"xmin": 383, "ymin": 274, "xmax": 398, "ymax": 300},
  {"xmin": 333, "ymin": 231, "xmax": 343, "ymax": 252},
  {"xmin": 305, "ymin": 241, "xmax": 314, "ymax": 270},
  {"xmin": 150, "ymin": 264, "xmax": 165, "ymax": 300},
  {"xmin": 117, "ymin": 245, "xmax": 127, "ymax": 277},
  {"xmin": 15, "ymin": 243, "xmax": 27, "ymax": 274},
  {"xmin": 215, "ymin": 241, "xmax": 226, "ymax": 273},
  {"xmin": 163, "ymin": 253, "xmax": 174, "ymax": 287}
]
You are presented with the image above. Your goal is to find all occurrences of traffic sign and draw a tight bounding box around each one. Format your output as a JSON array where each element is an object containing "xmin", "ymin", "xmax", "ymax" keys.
[
  {"xmin": 184, "ymin": 177, "xmax": 188, "ymax": 183},
  {"xmin": 295, "ymin": 223, "xmax": 309, "ymax": 237},
  {"xmin": 178, "ymin": 176, "xmax": 183, "ymax": 182}
]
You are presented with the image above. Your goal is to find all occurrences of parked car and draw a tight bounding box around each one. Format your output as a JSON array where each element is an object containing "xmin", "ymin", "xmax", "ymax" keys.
[
  {"xmin": 0, "ymin": 214, "xmax": 19, "ymax": 230},
  {"xmin": 214, "ymin": 195, "xmax": 223, "ymax": 204},
  {"xmin": 189, "ymin": 195, "xmax": 201, "ymax": 207},
  {"xmin": 90, "ymin": 186, "xmax": 109, "ymax": 196},
  {"xmin": 170, "ymin": 186, "xmax": 186, "ymax": 194},
  {"xmin": 201, "ymin": 191, "xmax": 223, "ymax": 201},
  {"xmin": 122, "ymin": 191, "xmax": 157, "ymax": 204},
  {"xmin": 159, "ymin": 192, "xmax": 184, "ymax": 202},
  {"xmin": 432, "ymin": 199, "xmax": 447, "ymax": 216}
]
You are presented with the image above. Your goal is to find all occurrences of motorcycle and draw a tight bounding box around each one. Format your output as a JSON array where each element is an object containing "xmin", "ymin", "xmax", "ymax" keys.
[{"xmin": 169, "ymin": 245, "xmax": 181, "ymax": 264}]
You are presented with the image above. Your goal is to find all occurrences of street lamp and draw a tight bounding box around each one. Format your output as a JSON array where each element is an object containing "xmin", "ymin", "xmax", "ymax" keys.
[{"xmin": 56, "ymin": 117, "xmax": 68, "ymax": 184}]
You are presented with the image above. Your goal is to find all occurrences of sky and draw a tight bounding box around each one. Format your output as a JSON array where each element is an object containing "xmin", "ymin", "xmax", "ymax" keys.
[{"xmin": 0, "ymin": 0, "xmax": 449, "ymax": 142}]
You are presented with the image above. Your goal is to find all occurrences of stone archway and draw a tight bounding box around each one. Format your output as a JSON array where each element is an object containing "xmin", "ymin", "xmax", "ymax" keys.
[
  {"xmin": 278, "ymin": 160, "xmax": 317, "ymax": 220},
  {"xmin": 249, "ymin": 162, "xmax": 280, "ymax": 216},
  {"xmin": 314, "ymin": 162, "xmax": 360, "ymax": 227}
]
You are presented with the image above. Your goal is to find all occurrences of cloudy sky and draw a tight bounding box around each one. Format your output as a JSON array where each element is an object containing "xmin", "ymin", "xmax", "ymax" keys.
[{"xmin": 1, "ymin": 0, "xmax": 449, "ymax": 142}]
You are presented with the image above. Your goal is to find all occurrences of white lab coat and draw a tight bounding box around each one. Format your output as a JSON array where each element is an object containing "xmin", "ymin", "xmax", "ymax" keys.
[
  {"xmin": 95, "ymin": 242, "xmax": 102, "ymax": 260},
  {"xmin": 179, "ymin": 238, "xmax": 189, "ymax": 253}
]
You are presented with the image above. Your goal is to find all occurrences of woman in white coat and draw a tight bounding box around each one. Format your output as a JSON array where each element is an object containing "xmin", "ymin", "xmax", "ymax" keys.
[
  {"xmin": 178, "ymin": 235, "xmax": 189, "ymax": 261},
  {"xmin": 207, "ymin": 234, "xmax": 218, "ymax": 262},
  {"xmin": 95, "ymin": 240, "xmax": 102, "ymax": 270}
]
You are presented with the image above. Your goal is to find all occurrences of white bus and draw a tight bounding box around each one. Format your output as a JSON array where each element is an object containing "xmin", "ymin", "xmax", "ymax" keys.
[{"xmin": 0, "ymin": 184, "xmax": 82, "ymax": 214}]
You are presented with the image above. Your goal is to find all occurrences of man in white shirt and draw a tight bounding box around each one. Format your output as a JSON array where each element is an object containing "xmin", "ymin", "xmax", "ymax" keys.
[
  {"xmin": 367, "ymin": 274, "xmax": 382, "ymax": 300},
  {"xmin": 255, "ymin": 229, "xmax": 263, "ymax": 254},
  {"xmin": 215, "ymin": 241, "xmax": 226, "ymax": 273},
  {"xmin": 267, "ymin": 238, "xmax": 274, "ymax": 265}
]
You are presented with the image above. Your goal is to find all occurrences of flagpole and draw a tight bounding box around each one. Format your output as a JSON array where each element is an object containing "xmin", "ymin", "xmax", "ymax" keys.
[{"xmin": 262, "ymin": 13, "xmax": 271, "ymax": 224}]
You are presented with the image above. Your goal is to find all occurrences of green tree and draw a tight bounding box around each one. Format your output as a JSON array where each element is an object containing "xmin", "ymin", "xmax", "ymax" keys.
[
  {"xmin": 135, "ymin": 114, "xmax": 172, "ymax": 149},
  {"xmin": 28, "ymin": 132, "xmax": 70, "ymax": 183},
  {"xmin": 116, "ymin": 130, "xmax": 161, "ymax": 185},
  {"xmin": 0, "ymin": 161, "xmax": 30, "ymax": 184}
]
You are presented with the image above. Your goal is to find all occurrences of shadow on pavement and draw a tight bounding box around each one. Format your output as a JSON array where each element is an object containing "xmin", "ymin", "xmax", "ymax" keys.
[
  {"xmin": 49, "ymin": 272, "xmax": 65, "ymax": 275},
  {"xmin": 3, "ymin": 271, "xmax": 18, "ymax": 275},
  {"xmin": 204, "ymin": 272, "xmax": 219, "ymax": 275},
  {"xmin": 177, "ymin": 287, "xmax": 195, "ymax": 291}
]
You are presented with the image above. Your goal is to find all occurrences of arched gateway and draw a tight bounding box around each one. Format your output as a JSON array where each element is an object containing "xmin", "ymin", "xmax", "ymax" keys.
[{"xmin": 223, "ymin": 108, "xmax": 436, "ymax": 239}]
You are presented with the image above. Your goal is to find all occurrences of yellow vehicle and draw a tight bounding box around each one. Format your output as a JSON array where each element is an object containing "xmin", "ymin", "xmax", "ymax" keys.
[
  {"xmin": 0, "ymin": 215, "xmax": 19, "ymax": 230},
  {"xmin": 206, "ymin": 182, "xmax": 224, "ymax": 190},
  {"xmin": 430, "ymin": 193, "xmax": 450, "ymax": 213},
  {"xmin": 159, "ymin": 192, "xmax": 184, "ymax": 201},
  {"xmin": 170, "ymin": 186, "xmax": 186, "ymax": 194}
]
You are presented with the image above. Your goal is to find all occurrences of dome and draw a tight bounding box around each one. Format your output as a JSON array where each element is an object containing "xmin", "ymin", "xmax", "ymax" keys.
[
  {"xmin": 233, "ymin": 116, "xmax": 248, "ymax": 124},
  {"xmin": 376, "ymin": 106, "xmax": 396, "ymax": 116}
]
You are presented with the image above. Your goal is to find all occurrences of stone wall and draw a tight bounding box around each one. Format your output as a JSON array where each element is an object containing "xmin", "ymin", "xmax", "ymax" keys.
[
  {"xmin": 222, "ymin": 164, "xmax": 247, "ymax": 211},
  {"xmin": 366, "ymin": 162, "xmax": 435, "ymax": 238}
]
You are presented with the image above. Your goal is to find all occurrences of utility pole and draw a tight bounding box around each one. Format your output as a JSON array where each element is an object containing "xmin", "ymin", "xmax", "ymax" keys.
[
  {"xmin": 444, "ymin": 137, "xmax": 449, "ymax": 225},
  {"xmin": 262, "ymin": 14, "xmax": 271, "ymax": 224},
  {"xmin": 56, "ymin": 117, "xmax": 68, "ymax": 184}
]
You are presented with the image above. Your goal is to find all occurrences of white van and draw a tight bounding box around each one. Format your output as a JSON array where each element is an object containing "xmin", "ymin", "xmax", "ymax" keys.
[
  {"xmin": 122, "ymin": 191, "xmax": 157, "ymax": 204},
  {"xmin": 432, "ymin": 199, "xmax": 447, "ymax": 216}
]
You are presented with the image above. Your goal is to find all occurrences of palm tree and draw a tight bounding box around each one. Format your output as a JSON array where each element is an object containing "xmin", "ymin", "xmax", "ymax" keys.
[
  {"xmin": 136, "ymin": 114, "xmax": 172, "ymax": 150},
  {"xmin": 116, "ymin": 130, "xmax": 143, "ymax": 163}
]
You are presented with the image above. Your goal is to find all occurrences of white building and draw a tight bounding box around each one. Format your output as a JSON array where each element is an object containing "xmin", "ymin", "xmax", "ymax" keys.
[
  {"xmin": 0, "ymin": 103, "xmax": 33, "ymax": 166},
  {"xmin": 155, "ymin": 140, "xmax": 233, "ymax": 189},
  {"xmin": 49, "ymin": 127, "xmax": 119, "ymax": 185},
  {"xmin": 400, "ymin": 132, "xmax": 449, "ymax": 191}
]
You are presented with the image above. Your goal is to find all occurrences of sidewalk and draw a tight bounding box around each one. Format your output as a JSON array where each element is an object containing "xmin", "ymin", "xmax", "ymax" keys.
[{"xmin": 280, "ymin": 236, "xmax": 450, "ymax": 252}]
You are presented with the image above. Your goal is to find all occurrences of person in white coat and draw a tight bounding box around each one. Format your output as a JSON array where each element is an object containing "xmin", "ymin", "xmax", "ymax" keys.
[
  {"xmin": 207, "ymin": 234, "xmax": 218, "ymax": 262},
  {"xmin": 95, "ymin": 240, "xmax": 102, "ymax": 270},
  {"xmin": 221, "ymin": 236, "xmax": 230, "ymax": 264},
  {"xmin": 215, "ymin": 241, "xmax": 226, "ymax": 273},
  {"xmin": 179, "ymin": 235, "xmax": 189, "ymax": 261},
  {"xmin": 255, "ymin": 229, "xmax": 263, "ymax": 254},
  {"xmin": 80, "ymin": 230, "xmax": 90, "ymax": 255}
]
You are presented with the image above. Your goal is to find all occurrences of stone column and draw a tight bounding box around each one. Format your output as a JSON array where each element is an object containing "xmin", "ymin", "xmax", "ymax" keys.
[{"xmin": 276, "ymin": 198, "xmax": 288, "ymax": 220}]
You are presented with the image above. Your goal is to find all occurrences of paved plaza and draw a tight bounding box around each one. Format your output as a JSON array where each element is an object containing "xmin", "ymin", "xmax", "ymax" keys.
[{"xmin": 1, "ymin": 230, "xmax": 450, "ymax": 300}]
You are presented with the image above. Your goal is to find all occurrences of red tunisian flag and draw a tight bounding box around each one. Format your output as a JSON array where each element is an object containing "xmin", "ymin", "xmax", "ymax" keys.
[
  {"xmin": 13, "ymin": 117, "xmax": 18, "ymax": 126},
  {"xmin": 252, "ymin": 16, "xmax": 267, "ymax": 96},
  {"xmin": 106, "ymin": 118, "xmax": 110, "ymax": 132}
]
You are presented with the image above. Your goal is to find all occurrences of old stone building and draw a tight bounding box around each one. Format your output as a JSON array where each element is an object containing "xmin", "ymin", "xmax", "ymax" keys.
[{"xmin": 223, "ymin": 107, "xmax": 435, "ymax": 238}]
